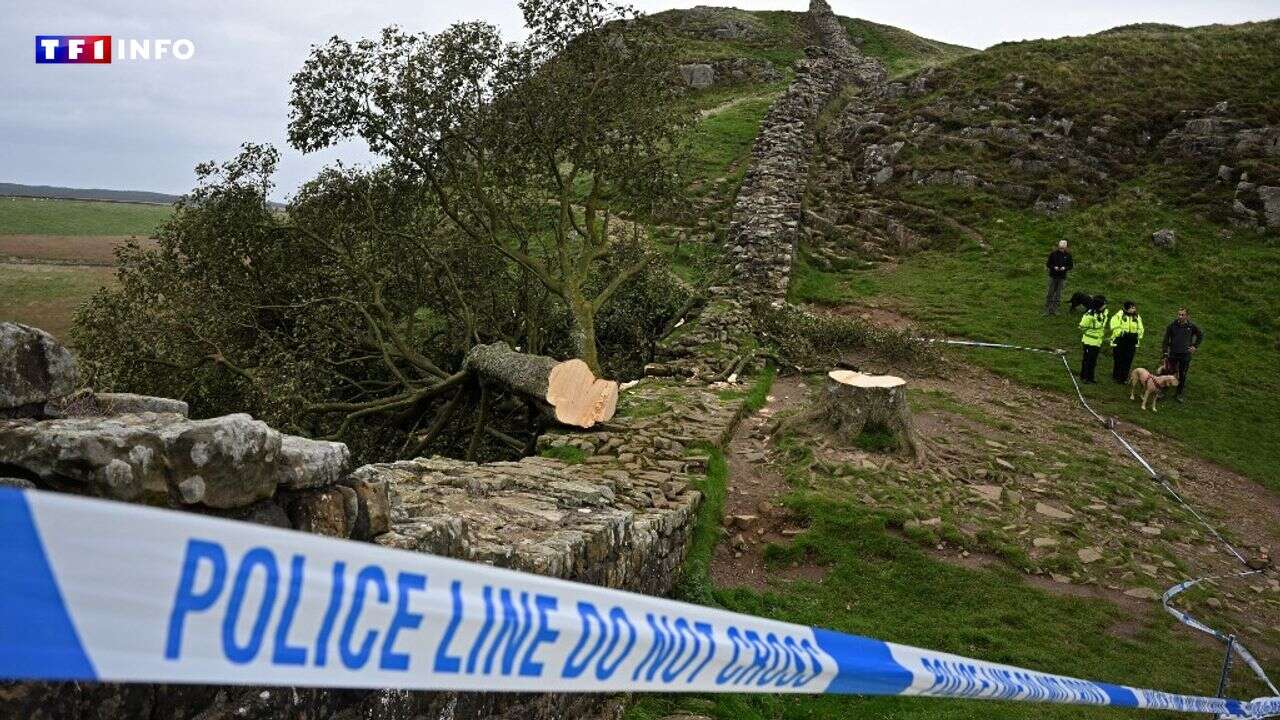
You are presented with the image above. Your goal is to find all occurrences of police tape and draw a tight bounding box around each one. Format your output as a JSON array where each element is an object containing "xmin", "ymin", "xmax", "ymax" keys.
[
  {"xmin": 1164, "ymin": 574, "xmax": 1279, "ymax": 697},
  {"xmin": 928, "ymin": 338, "xmax": 1067, "ymax": 355},
  {"xmin": 2, "ymin": 488, "xmax": 1279, "ymax": 717}
]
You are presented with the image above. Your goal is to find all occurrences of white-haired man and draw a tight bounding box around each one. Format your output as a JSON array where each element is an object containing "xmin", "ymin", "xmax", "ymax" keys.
[{"xmin": 1044, "ymin": 240, "xmax": 1074, "ymax": 316}]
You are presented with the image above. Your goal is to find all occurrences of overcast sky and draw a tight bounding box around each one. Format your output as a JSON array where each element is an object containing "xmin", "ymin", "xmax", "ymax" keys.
[{"xmin": 3, "ymin": 0, "xmax": 1278, "ymax": 200}]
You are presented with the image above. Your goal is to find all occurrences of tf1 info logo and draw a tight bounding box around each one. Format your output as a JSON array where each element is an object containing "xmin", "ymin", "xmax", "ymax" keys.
[{"xmin": 35, "ymin": 36, "xmax": 196, "ymax": 64}]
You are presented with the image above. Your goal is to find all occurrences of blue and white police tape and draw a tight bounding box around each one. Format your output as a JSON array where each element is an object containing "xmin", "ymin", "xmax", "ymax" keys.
[
  {"xmin": 1164, "ymin": 575, "xmax": 1279, "ymax": 697},
  {"xmin": 2, "ymin": 488, "xmax": 1278, "ymax": 717},
  {"xmin": 927, "ymin": 338, "xmax": 1067, "ymax": 355}
]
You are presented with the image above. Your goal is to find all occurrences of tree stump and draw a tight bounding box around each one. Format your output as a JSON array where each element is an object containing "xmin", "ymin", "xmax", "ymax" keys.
[
  {"xmin": 463, "ymin": 342, "xmax": 618, "ymax": 429},
  {"xmin": 823, "ymin": 370, "xmax": 925, "ymax": 461}
]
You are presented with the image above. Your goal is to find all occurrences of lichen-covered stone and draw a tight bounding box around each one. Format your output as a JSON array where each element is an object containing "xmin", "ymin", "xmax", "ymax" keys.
[
  {"xmin": 275, "ymin": 434, "xmax": 351, "ymax": 490},
  {"xmin": 342, "ymin": 472, "xmax": 392, "ymax": 540},
  {"xmin": 0, "ymin": 322, "xmax": 78, "ymax": 415},
  {"xmin": 94, "ymin": 393, "xmax": 188, "ymax": 417},
  {"xmin": 0, "ymin": 412, "xmax": 282, "ymax": 509},
  {"xmin": 286, "ymin": 485, "xmax": 358, "ymax": 537}
]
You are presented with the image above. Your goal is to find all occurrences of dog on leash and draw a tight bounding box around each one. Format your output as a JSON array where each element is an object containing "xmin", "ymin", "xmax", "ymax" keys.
[
  {"xmin": 1069, "ymin": 291, "xmax": 1100, "ymax": 313},
  {"xmin": 1129, "ymin": 367, "xmax": 1179, "ymax": 412}
]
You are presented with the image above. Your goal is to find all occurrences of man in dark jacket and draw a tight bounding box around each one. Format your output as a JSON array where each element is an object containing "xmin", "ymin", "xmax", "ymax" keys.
[
  {"xmin": 1044, "ymin": 240, "xmax": 1073, "ymax": 315},
  {"xmin": 1162, "ymin": 308, "xmax": 1204, "ymax": 402}
]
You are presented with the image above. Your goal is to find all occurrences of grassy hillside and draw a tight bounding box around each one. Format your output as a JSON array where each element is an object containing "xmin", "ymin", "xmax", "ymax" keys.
[
  {"xmin": 0, "ymin": 196, "xmax": 171, "ymax": 236},
  {"xmin": 629, "ymin": 375, "xmax": 1269, "ymax": 720},
  {"xmin": 797, "ymin": 178, "xmax": 1280, "ymax": 491},
  {"xmin": 797, "ymin": 19, "xmax": 1280, "ymax": 491},
  {"xmin": 907, "ymin": 20, "xmax": 1280, "ymax": 134},
  {"xmin": 843, "ymin": 17, "xmax": 974, "ymax": 77},
  {"xmin": 654, "ymin": 6, "xmax": 974, "ymax": 286},
  {"xmin": 648, "ymin": 7, "xmax": 973, "ymax": 77}
]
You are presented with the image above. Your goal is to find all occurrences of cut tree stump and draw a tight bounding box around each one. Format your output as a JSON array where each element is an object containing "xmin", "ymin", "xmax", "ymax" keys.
[
  {"xmin": 823, "ymin": 370, "xmax": 925, "ymax": 461},
  {"xmin": 463, "ymin": 342, "xmax": 618, "ymax": 429}
]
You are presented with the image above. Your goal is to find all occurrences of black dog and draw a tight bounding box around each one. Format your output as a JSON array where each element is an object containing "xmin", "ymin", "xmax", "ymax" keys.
[{"xmin": 1069, "ymin": 292, "xmax": 1099, "ymax": 313}]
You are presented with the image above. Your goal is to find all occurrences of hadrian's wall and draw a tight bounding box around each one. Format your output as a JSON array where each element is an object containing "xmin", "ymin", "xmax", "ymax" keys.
[
  {"xmin": 721, "ymin": 0, "xmax": 886, "ymax": 305},
  {"xmin": 0, "ymin": 324, "xmax": 745, "ymax": 718},
  {"xmin": 0, "ymin": 3, "xmax": 874, "ymax": 718},
  {"xmin": 657, "ymin": 1, "xmax": 887, "ymax": 380}
]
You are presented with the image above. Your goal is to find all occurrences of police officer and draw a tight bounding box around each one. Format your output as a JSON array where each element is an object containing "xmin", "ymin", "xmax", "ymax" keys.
[
  {"xmin": 1109, "ymin": 300, "xmax": 1144, "ymax": 383},
  {"xmin": 1078, "ymin": 295, "xmax": 1107, "ymax": 384}
]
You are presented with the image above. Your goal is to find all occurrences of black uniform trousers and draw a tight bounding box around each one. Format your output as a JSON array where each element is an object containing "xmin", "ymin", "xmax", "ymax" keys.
[{"xmin": 1111, "ymin": 334, "xmax": 1139, "ymax": 382}]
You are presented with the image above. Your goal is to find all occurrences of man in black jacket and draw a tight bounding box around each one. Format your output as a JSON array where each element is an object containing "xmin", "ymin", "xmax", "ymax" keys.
[
  {"xmin": 1044, "ymin": 240, "xmax": 1073, "ymax": 315},
  {"xmin": 1162, "ymin": 308, "xmax": 1204, "ymax": 402}
]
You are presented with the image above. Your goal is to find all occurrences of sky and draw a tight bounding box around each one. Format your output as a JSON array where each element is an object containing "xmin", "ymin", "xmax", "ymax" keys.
[{"xmin": 2, "ymin": 0, "xmax": 1278, "ymax": 201}]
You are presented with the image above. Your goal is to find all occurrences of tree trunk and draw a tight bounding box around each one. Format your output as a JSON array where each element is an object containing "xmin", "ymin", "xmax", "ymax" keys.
[
  {"xmin": 822, "ymin": 370, "xmax": 925, "ymax": 461},
  {"xmin": 567, "ymin": 297, "xmax": 601, "ymax": 375},
  {"xmin": 462, "ymin": 342, "xmax": 617, "ymax": 429}
]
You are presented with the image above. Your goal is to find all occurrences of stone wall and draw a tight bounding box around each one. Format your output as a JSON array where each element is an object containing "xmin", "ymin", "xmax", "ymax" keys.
[
  {"xmin": 721, "ymin": 0, "xmax": 884, "ymax": 306},
  {"xmin": 656, "ymin": 1, "xmax": 884, "ymax": 379},
  {"xmin": 0, "ymin": 339, "xmax": 748, "ymax": 719},
  {"xmin": 0, "ymin": 4, "xmax": 869, "ymax": 718},
  {"xmin": 0, "ymin": 324, "xmax": 381, "ymax": 543}
]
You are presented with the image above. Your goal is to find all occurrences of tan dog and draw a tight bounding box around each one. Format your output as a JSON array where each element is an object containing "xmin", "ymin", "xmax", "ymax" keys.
[{"xmin": 1129, "ymin": 367, "xmax": 1179, "ymax": 412}]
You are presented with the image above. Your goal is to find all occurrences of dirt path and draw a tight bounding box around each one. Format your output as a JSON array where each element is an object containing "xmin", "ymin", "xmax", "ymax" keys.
[
  {"xmin": 710, "ymin": 375, "xmax": 820, "ymax": 591},
  {"xmin": 699, "ymin": 90, "xmax": 777, "ymax": 120}
]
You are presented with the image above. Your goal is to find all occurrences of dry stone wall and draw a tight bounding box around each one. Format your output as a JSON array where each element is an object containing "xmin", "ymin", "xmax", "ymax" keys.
[
  {"xmin": 0, "ymin": 4, "xmax": 867, "ymax": 718},
  {"xmin": 717, "ymin": 0, "xmax": 885, "ymax": 303},
  {"xmin": 657, "ymin": 1, "xmax": 882, "ymax": 378}
]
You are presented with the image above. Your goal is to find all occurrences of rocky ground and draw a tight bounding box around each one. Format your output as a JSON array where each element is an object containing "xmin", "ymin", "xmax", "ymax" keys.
[{"xmin": 711, "ymin": 351, "xmax": 1280, "ymax": 662}]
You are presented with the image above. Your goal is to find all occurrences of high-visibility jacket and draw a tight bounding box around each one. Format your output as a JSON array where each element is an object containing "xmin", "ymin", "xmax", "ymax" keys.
[
  {"xmin": 1079, "ymin": 310, "xmax": 1107, "ymax": 347},
  {"xmin": 1108, "ymin": 311, "xmax": 1145, "ymax": 347}
]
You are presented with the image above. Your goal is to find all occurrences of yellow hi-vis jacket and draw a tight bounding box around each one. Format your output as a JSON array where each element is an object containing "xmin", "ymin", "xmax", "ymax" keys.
[
  {"xmin": 1080, "ymin": 310, "xmax": 1107, "ymax": 347},
  {"xmin": 1108, "ymin": 310, "xmax": 1145, "ymax": 347}
]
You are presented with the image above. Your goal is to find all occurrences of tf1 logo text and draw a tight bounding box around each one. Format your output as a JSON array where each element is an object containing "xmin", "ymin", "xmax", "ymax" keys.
[{"xmin": 35, "ymin": 36, "xmax": 196, "ymax": 64}]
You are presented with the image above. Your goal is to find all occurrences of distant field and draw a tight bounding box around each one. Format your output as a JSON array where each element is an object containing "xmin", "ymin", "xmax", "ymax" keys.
[
  {"xmin": 0, "ymin": 196, "xmax": 171, "ymax": 236},
  {"xmin": 0, "ymin": 235, "xmax": 156, "ymax": 265},
  {"xmin": 0, "ymin": 263, "xmax": 115, "ymax": 341},
  {"xmin": 0, "ymin": 197, "xmax": 166, "ymax": 343}
]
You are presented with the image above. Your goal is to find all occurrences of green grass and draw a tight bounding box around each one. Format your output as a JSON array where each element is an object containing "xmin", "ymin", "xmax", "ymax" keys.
[
  {"xmin": 677, "ymin": 368, "xmax": 776, "ymax": 604},
  {"xmin": 676, "ymin": 445, "xmax": 728, "ymax": 606},
  {"xmin": 0, "ymin": 263, "xmax": 116, "ymax": 341},
  {"xmin": 644, "ymin": 365, "xmax": 1255, "ymax": 715},
  {"xmin": 897, "ymin": 20, "xmax": 1280, "ymax": 135},
  {"xmin": 629, "ymin": 500, "xmax": 1251, "ymax": 720},
  {"xmin": 646, "ymin": 9, "xmax": 807, "ymax": 69},
  {"xmin": 630, "ymin": 404, "xmax": 1267, "ymax": 719},
  {"xmin": 842, "ymin": 17, "xmax": 975, "ymax": 77},
  {"xmin": 646, "ymin": 8, "xmax": 974, "ymax": 77},
  {"xmin": 743, "ymin": 364, "xmax": 775, "ymax": 411},
  {"xmin": 685, "ymin": 94, "xmax": 779, "ymax": 199},
  {"xmin": 794, "ymin": 181, "xmax": 1280, "ymax": 491},
  {"xmin": 539, "ymin": 445, "xmax": 587, "ymax": 464},
  {"xmin": 0, "ymin": 197, "xmax": 171, "ymax": 236}
]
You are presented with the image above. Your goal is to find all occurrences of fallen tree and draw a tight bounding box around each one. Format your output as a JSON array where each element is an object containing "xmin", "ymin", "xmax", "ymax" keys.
[{"xmin": 463, "ymin": 342, "xmax": 617, "ymax": 429}]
